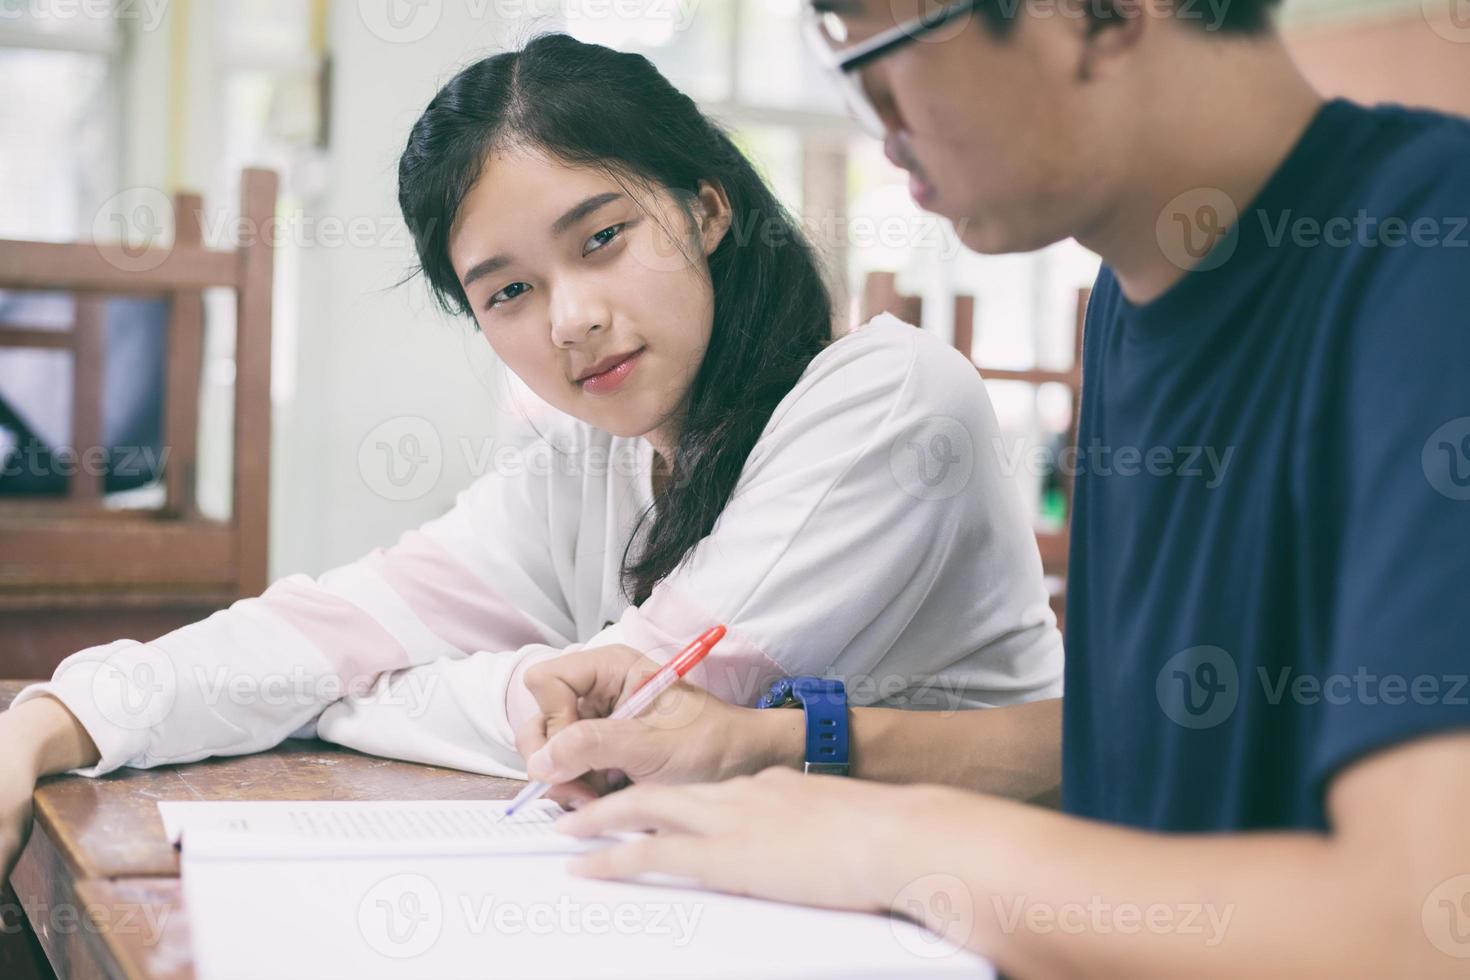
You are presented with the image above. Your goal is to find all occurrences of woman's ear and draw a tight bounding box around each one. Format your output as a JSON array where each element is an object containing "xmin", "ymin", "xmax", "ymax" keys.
[{"xmin": 693, "ymin": 179, "xmax": 733, "ymax": 256}]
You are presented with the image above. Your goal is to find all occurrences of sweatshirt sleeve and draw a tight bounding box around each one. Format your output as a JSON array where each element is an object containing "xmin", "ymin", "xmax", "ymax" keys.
[
  {"xmin": 311, "ymin": 318, "xmax": 1062, "ymax": 778},
  {"xmin": 8, "ymin": 437, "xmax": 576, "ymax": 778}
]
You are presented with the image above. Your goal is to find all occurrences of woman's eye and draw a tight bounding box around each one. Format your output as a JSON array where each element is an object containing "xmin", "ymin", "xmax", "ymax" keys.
[
  {"xmin": 487, "ymin": 281, "xmax": 530, "ymax": 309},
  {"xmin": 584, "ymin": 223, "xmax": 625, "ymax": 255}
]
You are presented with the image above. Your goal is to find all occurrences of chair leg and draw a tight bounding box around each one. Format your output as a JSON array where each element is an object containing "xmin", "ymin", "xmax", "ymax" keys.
[{"xmin": 0, "ymin": 881, "xmax": 59, "ymax": 980}]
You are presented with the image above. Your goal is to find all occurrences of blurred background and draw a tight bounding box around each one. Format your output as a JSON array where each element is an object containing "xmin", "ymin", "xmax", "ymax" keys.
[{"xmin": 1, "ymin": 0, "xmax": 1467, "ymax": 672}]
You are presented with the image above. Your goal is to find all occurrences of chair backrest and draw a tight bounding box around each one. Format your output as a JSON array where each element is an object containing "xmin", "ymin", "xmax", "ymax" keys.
[{"xmin": 0, "ymin": 169, "xmax": 277, "ymax": 628}]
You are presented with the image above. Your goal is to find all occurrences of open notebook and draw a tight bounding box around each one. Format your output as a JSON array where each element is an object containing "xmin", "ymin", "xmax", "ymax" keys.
[{"xmin": 162, "ymin": 799, "xmax": 994, "ymax": 980}]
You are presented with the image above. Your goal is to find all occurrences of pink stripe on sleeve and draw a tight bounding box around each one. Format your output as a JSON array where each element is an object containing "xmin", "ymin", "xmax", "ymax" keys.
[
  {"xmin": 365, "ymin": 530, "xmax": 548, "ymax": 655},
  {"xmin": 621, "ymin": 585, "xmax": 788, "ymax": 707},
  {"xmin": 258, "ymin": 580, "xmax": 410, "ymax": 694}
]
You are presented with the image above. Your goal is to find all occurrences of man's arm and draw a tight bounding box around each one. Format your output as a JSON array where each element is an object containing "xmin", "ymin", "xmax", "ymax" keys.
[
  {"xmin": 559, "ymin": 731, "xmax": 1470, "ymax": 979},
  {"xmin": 517, "ymin": 644, "xmax": 1061, "ymax": 802}
]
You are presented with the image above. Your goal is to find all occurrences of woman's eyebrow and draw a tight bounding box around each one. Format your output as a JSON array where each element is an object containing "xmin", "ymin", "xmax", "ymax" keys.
[
  {"xmin": 462, "ymin": 191, "xmax": 624, "ymax": 289},
  {"xmin": 550, "ymin": 191, "xmax": 623, "ymax": 236}
]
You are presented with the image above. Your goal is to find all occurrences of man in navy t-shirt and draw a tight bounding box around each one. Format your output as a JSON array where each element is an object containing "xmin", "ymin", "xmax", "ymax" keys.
[
  {"xmin": 1065, "ymin": 98, "xmax": 1470, "ymax": 833},
  {"xmin": 463, "ymin": 2, "xmax": 1470, "ymax": 975}
]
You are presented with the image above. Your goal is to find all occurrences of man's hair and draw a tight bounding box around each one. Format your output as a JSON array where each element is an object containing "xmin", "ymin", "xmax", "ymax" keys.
[{"xmin": 974, "ymin": 0, "xmax": 1283, "ymax": 36}]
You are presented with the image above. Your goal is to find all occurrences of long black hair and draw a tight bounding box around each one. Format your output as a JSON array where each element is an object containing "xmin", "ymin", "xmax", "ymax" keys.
[{"xmin": 398, "ymin": 33, "xmax": 835, "ymax": 605}]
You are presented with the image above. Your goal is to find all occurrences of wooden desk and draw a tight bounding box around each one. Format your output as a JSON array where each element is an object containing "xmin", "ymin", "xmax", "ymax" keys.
[{"xmin": 1, "ymin": 679, "xmax": 523, "ymax": 979}]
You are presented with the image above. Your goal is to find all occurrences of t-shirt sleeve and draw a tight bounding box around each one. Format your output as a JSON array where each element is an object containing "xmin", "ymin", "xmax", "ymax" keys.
[{"xmin": 1311, "ymin": 160, "xmax": 1470, "ymax": 791}]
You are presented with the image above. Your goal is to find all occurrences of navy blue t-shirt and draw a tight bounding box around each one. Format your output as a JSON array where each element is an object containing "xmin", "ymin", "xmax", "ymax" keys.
[{"xmin": 1062, "ymin": 99, "xmax": 1470, "ymax": 832}]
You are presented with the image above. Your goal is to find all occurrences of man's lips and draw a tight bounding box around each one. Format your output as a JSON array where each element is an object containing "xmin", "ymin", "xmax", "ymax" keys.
[{"xmin": 574, "ymin": 348, "xmax": 644, "ymax": 383}]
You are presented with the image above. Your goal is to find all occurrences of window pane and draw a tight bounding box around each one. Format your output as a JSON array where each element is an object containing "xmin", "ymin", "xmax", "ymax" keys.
[
  {"xmin": 216, "ymin": 0, "xmax": 314, "ymax": 59},
  {"xmin": 564, "ymin": 0, "xmax": 734, "ymax": 102},
  {"xmin": 734, "ymin": 0, "xmax": 843, "ymax": 112},
  {"xmin": 1, "ymin": 0, "xmax": 119, "ymax": 40},
  {"xmin": 0, "ymin": 48, "xmax": 115, "ymax": 240}
]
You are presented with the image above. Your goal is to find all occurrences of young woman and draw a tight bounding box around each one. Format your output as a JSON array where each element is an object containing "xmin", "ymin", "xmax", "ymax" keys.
[{"xmin": 0, "ymin": 34, "xmax": 1059, "ymax": 862}]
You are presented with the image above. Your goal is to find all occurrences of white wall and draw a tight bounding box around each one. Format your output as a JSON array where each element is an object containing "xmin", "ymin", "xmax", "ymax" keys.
[{"xmin": 270, "ymin": 5, "xmax": 539, "ymax": 578}]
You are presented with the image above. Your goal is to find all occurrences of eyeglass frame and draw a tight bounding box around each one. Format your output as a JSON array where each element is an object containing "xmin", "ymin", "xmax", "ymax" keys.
[
  {"xmin": 803, "ymin": 0, "xmax": 986, "ymax": 72},
  {"xmin": 802, "ymin": 0, "xmax": 985, "ymax": 134}
]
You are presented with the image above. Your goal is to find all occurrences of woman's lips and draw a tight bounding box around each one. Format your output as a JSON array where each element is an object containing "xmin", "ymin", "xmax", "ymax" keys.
[{"xmin": 579, "ymin": 348, "xmax": 645, "ymax": 395}]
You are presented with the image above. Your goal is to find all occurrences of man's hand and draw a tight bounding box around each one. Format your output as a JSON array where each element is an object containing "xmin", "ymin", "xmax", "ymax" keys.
[
  {"xmin": 513, "ymin": 645, "xmax": 802, "ymax": 806},
  {"xmin": 557, "ymin": 767, "xmax": 946, "ymax": 913}
]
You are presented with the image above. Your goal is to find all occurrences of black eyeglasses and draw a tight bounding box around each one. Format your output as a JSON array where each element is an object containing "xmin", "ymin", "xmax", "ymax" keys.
[{"xmin": 803, "ymin": 0, "xmax": 984, "ymax": 135}]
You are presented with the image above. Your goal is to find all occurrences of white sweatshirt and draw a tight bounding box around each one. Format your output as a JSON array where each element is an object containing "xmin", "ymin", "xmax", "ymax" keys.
[{"xmin": 14, "ymin": 315, "xmax": 1063, "ymax": 779}]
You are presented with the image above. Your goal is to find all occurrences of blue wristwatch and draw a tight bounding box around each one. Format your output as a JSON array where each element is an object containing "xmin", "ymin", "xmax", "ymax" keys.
[{"xmin": 756, "ymin": 677, "xmax": 850, "ymax": 776}]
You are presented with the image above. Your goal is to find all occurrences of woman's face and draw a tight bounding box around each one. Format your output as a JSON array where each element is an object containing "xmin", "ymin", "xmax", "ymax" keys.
[{"xmin": 448, "ymin": 146, "xmax": 731, "ymax": 452}]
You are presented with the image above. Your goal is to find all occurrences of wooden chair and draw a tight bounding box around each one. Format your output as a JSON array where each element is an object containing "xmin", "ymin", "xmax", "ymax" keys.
[
  {"xmin": 0, "ymin": 169, "xmax": 277, "ymax": 678},
  {"xmin": 860, "ymin": 271, "xmax": 1088, "ymax": 627}
]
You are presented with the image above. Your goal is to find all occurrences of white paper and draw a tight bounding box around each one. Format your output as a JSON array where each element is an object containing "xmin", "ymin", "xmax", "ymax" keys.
[
  {"xmin": 158, "ymin": 799, "xmax": 594, "ymax": 856},
  {"xmin": 166, "ymin": 801, "xmax": 994, "ymax": 980}
]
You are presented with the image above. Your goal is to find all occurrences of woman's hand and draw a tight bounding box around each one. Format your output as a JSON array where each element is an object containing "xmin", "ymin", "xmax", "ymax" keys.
[
  {"xmin": 1, "ymin": 695, "xmax": 100, "ymax": 881},
  {"xmin": 0, "ymin": 714, "xmax": 43, "ymax": 882},
  {"xmin": 513, "ymin": 645, "xmax": 802, "ymax": 806}
]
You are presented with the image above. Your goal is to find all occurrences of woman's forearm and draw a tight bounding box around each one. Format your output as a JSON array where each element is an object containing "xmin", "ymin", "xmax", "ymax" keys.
[{"xmin": 7, "ymin": 696, "xmax": 100, "ymax": 776}]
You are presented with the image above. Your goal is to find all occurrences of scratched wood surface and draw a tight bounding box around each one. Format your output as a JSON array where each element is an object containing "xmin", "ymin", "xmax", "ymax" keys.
[
  {"xmin": 2, "ymin": 679, "xmax": 524, "ymax": 878},
  {"xmin": 3, "ymin": 678, "xmax": 527, "ymax": 980}
]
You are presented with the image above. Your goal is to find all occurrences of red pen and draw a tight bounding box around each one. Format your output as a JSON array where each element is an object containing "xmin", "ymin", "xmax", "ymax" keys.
[{"xmin": 499, "ymin": 625, "xmax": 727, "ymax": 820}]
